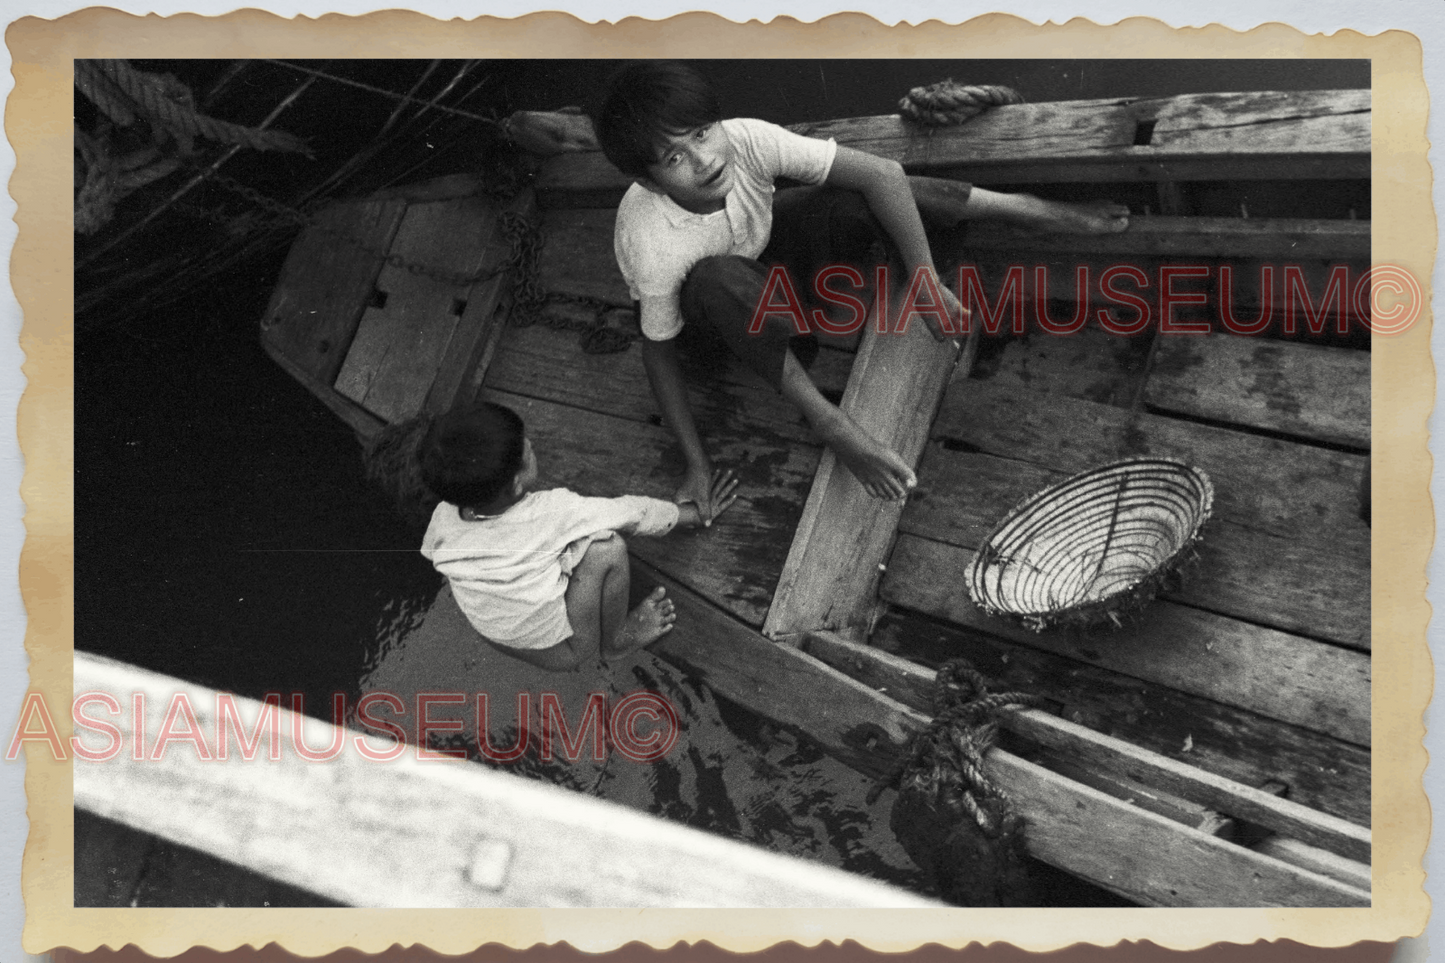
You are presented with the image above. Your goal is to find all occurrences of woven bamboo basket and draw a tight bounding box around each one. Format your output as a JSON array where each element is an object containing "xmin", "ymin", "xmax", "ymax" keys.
[{"xmin": 966, "ymin": 458, "xmax": 1214, "ymax": 631}]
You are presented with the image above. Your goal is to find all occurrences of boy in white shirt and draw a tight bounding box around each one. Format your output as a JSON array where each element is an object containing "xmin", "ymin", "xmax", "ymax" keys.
[
  {"xmin": 592, "ymin": 61, "xmax": 1129, "ymax": 518},
  {"xmin": 419, "ymin": 402, "xmax": 737, "ymax": 672}
]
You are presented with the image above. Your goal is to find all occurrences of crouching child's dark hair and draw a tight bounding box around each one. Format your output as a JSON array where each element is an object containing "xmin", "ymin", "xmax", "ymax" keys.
[
  {"xmin": 418, "ymin": 402, "xmax": 526, "ymax": 510},
  {"xmin": 589, "ymin": 61, "xmax": 722, "ymax": 179}
]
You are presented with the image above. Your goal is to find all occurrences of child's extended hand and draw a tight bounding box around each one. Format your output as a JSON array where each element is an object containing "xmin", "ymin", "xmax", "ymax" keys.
[{"xmin": 676, "ymin": 469, "xmax": 739, "ymax": 529}]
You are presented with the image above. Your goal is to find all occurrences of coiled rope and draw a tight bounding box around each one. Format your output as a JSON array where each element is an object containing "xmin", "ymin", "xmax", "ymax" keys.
[
  {"xmin": 872, "ymin": 659, "xmax": 1045, "ymax": 905},
  {"xmin": 78, "ymin": 59, "xmax": 309, "ymax": 155},
  {"xmin": 898, "ymin": 81, "xmax": 1024, "ymax": 127}
]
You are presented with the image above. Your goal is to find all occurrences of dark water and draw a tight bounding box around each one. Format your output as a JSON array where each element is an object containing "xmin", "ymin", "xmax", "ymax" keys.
[{"xmin": 75, "ymin": 58, "xmax": 1369, "ymax": 906}]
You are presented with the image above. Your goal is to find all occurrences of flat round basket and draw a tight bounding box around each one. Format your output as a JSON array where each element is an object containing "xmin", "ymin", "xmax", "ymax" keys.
[{"xmin": 966, "ymin": 458, "xmax": 1214, "ymax": 631}]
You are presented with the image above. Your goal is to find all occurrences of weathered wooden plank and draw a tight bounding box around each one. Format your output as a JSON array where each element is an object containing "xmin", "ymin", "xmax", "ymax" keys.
[
  {"xmin": 995, "ymin": 751, "xmax": 1366, "ymax": 907},
  {"xmin": 537, "ymin": 91, "xmax": 1370, "ymax": 205},
  {"xmin": 762, "ymin": 295, "xmax": 964, "ymax": 640},
  {"xmin": 1145, "ymin": 334, "xmax": 1370, "ymax": 449},
  {"xmin": 421, "ymin": 190, "xmax": 537, "ymax": 416},
  {"xmin": 481, "ymin": 389, "xmax": 818, "ymax": 627},
  {"xmin": 882, "ymin": 535, "xmax": 1370, "ymax": 747},
  {"xmin": 972, "ymin": 326, "xmax": 1154, "ymax": 409},
  {"xmin": 485, "ymin": 316, "xmax": 853, "ymax": 445},
  {"xmin": 1254, "ymin": 838, "xmax": 1372, "ymax": 891},
  {"xmin": 260, "ymin": 198, "xmax": 408, "ymax": 385},
  {"xmin": 797, "ymin": 91, "xmax": 1370, "ymax": 175},
  {"xmin": 335, "ymin": 197, "xmax": 510, "ymax": 423},
  {"xmin": 901, "ymin": 445, "xmax": 1369, "ymax": 647},
  {"xmin": 260, "ymin": 338, "xmax": 386, "ymax": 440},
  {"xmin": 74, "ymin": 653, "xmax": 933, "ymax": 909},
  {"xmin": 964, "ymin": 216, "xmax": 1370, "ymax": 261},
  {"xmin": 640, "ymin": 566, "xmax": 1367, "ymax": 907},
  {"xmin": 802, "ymin": 628, "xmax": 1371, "ymax": 858},
  {"xmin": 1004, "ymin": 708, "xmax": 1370, "ymax": 863},
  {"xmin": 929, "ymin": 378, "xmax": 1371, "ymax": 649},
  {"xmin": 866, "ymin": 610, "xmax": 1370, "ymax": 826},
  {"xmin": 536, "ymin": 207, "xmax": 633, "ymax": 306}
]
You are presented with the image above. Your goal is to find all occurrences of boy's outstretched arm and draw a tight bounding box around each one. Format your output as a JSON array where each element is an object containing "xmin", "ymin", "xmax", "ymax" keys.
[
  {"xmin": 826, "ymin": 145, "xmax": 963, "ymax": 341},
  {"xmin": 640, "ymin": 337, "xmax": 717, "ymax": 519}
]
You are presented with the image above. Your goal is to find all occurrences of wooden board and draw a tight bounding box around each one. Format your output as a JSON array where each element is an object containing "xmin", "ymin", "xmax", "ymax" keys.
[
  {"xmin": 536, "ymin": 207, "xmax": 633, "ymax": 306},
  {"xmin": 636, "ymin": 563, "xmax": 1367, "ymax": 907},
  {"xmin": 883, "ymin": 535, "xmax": 1370, "ymax": 748},
  {"xmin": 537, "ymin": 90, "xmax": 1370, "ymax": 205},
  {"xmin": 799, "ymin": 629, "xmax": 1370, "ymax": 862},
  {"xmin": 927, "ymin": 378, "xmax": 1371, "ymax": 649},
  {"xmin": 335, "ymin": 196, "xmax": 513, "ymax": 424},
  {"xmin": 964, "ymin": 216, "xmax": 1370, "ymax": 262},
  {"xmin": 796, "ymin": 91, "xmax": 1371, "ymax": 182},
  {"xmin": 762, "ymin": 297, "xmax": 963, "ymax": 641},
  {"xmin": 900, "ymin": 446, "xmax": 1369, "ymax": 648},
  {"xmin": 260, "ymin": 198, "xmax": 407, "ymax": 385},
  {"xmin": 74, "ymin": 653, "xmax": 933, "ymax": 909},
  {"xmin": 481, "ymin": 388, "xmax": 818, "ymax": 628},
  {"xmin": 866, "ymin": 609, "xmax": 1370, "ymax": 826},
  {"xmin": 1145, "ymin": 334, "xmax": 1370, "ymax": 449},
  {"xmin": 485, "ymin": 313, "xmax": 853, "ymax": 446},
  {"xmin": 971, "ymin": 326, "xmax": 1154, "ymax": 409}
]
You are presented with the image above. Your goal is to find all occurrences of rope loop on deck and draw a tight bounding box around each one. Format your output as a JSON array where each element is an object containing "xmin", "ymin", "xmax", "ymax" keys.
[
  {"xmin": 898, "ymin": 81, "xmax": 1024, "ymax": 127},
  {"xmin": 875, "ymin": 658, "xmax": 1045, "ymax": 905}
]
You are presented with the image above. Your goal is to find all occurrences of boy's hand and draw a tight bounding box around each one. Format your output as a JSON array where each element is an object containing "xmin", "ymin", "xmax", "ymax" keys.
[
  {"xmin": 704, "ymin": 469, "xmax": 740, "ymax": 526},
  {"xmin": 675, "ymin": 465, "xmax": 717, "ymax": 523},
  {"xmin": 676, "ymin": 469, "xmax": 738, "ymax": 528}
]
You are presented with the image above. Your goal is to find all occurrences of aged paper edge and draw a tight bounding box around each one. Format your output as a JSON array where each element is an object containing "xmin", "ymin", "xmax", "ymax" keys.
[{"xmin": 9, "ymin": 9, "xmax": 1433, "ymax": 956}]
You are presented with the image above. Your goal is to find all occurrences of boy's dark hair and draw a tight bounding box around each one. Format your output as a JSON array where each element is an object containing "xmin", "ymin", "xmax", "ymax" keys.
[
  {"xmin": 418, "ymin": 402, "xmax": 526, "ymax": 510},
  {"xmin": 589, "ymin": 61, "xmax": 722, "ymax": 179}
]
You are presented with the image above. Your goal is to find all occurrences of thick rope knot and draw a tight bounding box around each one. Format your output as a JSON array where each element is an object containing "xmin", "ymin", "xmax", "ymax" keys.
[
  {"xmin": 898, "ymin": 81, "xmax": 1025, "ymax": 127},
  {"xmin": 876, "ymin": 657, "xmax": 1045, "ymax": 906}
]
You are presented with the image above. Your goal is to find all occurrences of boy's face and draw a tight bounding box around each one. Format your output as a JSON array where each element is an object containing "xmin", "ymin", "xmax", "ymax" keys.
[{"xmin": 641, "ymin": 123, "xmax": 734, "ymax": 215}]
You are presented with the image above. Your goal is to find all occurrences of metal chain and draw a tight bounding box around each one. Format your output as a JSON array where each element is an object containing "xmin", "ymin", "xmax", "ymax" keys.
[{"xmin": 200, "ymin": 166, "xmax": 640, "ymax": 353}]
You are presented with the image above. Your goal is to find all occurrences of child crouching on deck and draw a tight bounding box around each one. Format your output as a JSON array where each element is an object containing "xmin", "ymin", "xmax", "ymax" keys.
[{"xmin": 418, "ymin": 402, "xmax": 738, "ymax": 673}]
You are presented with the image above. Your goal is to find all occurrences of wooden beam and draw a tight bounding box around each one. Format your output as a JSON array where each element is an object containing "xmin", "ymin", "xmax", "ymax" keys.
[
  {"xmin": 963, "ymin": 216, "xmax": 1370, "ymax": 262},
  {"xmin": 73, "ymin": 653, "xmax": 934, "ymax": 908},
  {"xmin": 866, "ymin": 608, "xmax": 1371, "ymax": 826},
  {"xmin": 799, "ymin": 629, "xmax": 1369, "ymax": 863},
  {"xmin": 762, "ymin": 297, "xmax": 964, "ymax": 641},
  {"xmin": 883, "ymin": 535, "xmax": 1370, "ymax": 748},
  {"xmin": 1144, "ymin": 333, "xmax": 1370, "ymax": 450},
  {"xmin": 637, "ymin": 563, "xmax": 1368, "ymax": 906},
  {"xmin": 536, "ymin": 90, "xmax": 1371, "ymax": 206}
]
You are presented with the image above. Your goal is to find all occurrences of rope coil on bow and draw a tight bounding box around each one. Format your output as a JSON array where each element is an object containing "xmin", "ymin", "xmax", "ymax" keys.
[
  {"xmin": 898, "ymin": 81, "xmax": 1025, "ymax": 127},
  {"xmin": 873, "ymin": 658, "xmax": 1045, "ymax": 905}
]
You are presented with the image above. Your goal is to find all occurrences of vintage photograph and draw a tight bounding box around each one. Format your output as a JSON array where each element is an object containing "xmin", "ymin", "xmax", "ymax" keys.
[{"xmin": 69, "ymin": 56, "xmax": 1374, "ymax": 911}]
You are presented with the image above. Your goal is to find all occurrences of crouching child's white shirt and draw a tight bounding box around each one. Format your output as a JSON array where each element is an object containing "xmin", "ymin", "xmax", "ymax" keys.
[{"xmin": 422, "ymin": 489, "xmax": 680, "ymax": 650}]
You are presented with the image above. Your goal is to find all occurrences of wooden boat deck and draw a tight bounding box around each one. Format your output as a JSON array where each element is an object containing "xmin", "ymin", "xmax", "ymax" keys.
[{"xmin": 255, "ymin": 88, "xmax": 1373, "ymax": 906}]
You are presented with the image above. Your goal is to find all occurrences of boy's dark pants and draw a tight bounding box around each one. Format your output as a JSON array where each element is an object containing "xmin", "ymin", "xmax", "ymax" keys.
[{"xmin": 677, "ymin": 186, "xmax": 887, "ymax": 391}]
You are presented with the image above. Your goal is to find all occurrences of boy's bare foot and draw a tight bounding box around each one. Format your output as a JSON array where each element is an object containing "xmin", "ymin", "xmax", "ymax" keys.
[
  {"xmin": 815, "ymin": 408, "xmax": 917, "ymax": 499},
  {"xmin": 1017, "ymin": 197, "xmax": 1131, "ymax": 234},
  {"xmin": 616, "ymin": 586, "xmax": 676, "ymax": 649}
]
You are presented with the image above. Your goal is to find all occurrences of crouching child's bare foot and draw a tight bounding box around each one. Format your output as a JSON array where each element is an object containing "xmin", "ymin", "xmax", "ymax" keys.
[{"xmin": 614, "ymin": 586, "xmax": 676, "ymax": 651}]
